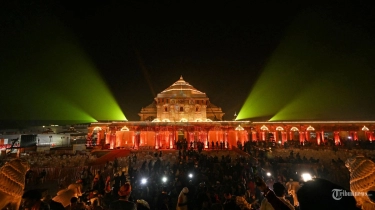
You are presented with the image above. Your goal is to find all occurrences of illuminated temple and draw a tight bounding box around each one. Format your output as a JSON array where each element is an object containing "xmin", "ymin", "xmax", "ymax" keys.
[
  {"xmin": 88, "ymin": 76, "xmax": 250, "ymax": 149},
  {"xmin": 88, "ymin": 76, "xmax": 375, "ymax": 150}
]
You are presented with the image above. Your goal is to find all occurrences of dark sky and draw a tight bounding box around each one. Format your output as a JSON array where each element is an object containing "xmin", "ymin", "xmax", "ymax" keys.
[{"xmin": 1, "ymin": 0, "xmax": 375, "ymax": 127}]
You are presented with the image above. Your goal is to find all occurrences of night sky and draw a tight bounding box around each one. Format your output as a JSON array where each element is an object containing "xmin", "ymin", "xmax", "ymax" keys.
[{"xmin": 1, "ymin": 1, "xmax": 375, "ymax": 128}]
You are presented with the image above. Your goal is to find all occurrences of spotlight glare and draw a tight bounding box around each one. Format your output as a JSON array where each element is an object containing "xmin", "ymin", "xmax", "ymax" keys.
[
  {"xmin": 162, "ymin": 177, "xmax": 167, "ymax": 183},
  {"xmin": 141, "ymin": 178, "xmax": 147, "ymax": 184},
  {"xmin": 188, "ymin": 173, "xmax": 193, "ymax": 178},
  {"xmin": 301, "ymin": 173, "xmax": 312, "ymax": 182},
  {"xmin": 266, "ymin": 172, "xmax": 271, "ymax": 177}
]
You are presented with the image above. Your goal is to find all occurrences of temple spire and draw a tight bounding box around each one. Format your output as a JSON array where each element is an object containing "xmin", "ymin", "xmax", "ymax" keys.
[{"xmin": 180, "ymin": 75, "xmax": 183, "ymax": 80}]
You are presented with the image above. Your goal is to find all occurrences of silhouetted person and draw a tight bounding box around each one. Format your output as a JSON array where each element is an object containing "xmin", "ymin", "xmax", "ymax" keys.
[
  {"xmin": 22, "ymin": 189, "xmax": 50, "ymax": 210},
  {"xmin": 109, "ymin": 183, "xmax": 136, "ymax": 210},
  {"xmin": 297, "ymin": 178, "xmax": 360, "ymax": 210},
  {"xmin": 43, "ymin": 194, "xmax": 64, "ymax": 210}
]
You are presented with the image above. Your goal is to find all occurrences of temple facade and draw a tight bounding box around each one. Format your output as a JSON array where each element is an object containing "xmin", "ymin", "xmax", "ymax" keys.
[
  {"xmin": 250, "ymin": 121, "xmax": 375, "ymax": 145},
  {"xmin": 87, "ymin": 76, "xmax": 375, "ymax": 150},
  {"xmin": 88, "ymin": 76, "xmax": 249, "ymax": 149}
]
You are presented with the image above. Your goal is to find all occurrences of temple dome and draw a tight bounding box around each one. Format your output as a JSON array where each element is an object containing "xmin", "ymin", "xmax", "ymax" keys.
[
  {"xmin": 158, "ymin": 76, "xmax": 206, "ymax": 98},
  {"xmin": 139, "ymin": 76, "xmax": 225, "ymax": 121}
]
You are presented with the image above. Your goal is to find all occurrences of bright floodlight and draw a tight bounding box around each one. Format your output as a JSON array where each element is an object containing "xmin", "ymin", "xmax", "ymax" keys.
[
  {"xmin": 141, "ymin": 178, "xmax": 147, "ymax": 184},
  {"xmin": 189, "ymin": 173, "xmax": 193, "ymax": 178},
  {"xmin": 302, "ymin": 173, "xmax": 312, "ymax": 182},
  {"xmin": 266, "ymin": 172, "xmax": 271, "ymax": 177},
  {"xmin": 162, "ymin": 177, "xmax": 167, "ymax": 183}
]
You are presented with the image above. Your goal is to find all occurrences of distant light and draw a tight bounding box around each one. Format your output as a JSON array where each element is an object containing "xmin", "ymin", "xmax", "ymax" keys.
[
  {"xmin": 306, "ymin": 125, "xmax": 315, "ymax": 131},
  {"xmin": 188, "ymin": 173, "xmax": 193, "ymax": 178},
  {"xmin": 266, "ymin": 172, "xmax": 271, "ymax": 177},
  {"xmin": 290, "ymin": 127, "xmax": 299, "ymax": 132},
  {"xmin": 302, "ymin": 173, "xmax": 312, "ymax": 182},
  {"xmin": 235, "ymin": 125, "xmax": 244, "ymax": 131},
  {"xmin": 141, "ymin": 178, "xmax": 147, "ymax": 184},
  {"xmin": 162, "ymin": 177, "xmax": 167, "ymax": 183},
  {"xmin": 278, "ymin": 141, "xmax": 281, "ymax": 144}
]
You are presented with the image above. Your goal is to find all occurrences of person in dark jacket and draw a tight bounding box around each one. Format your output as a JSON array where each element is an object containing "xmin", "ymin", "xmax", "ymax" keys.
[
  {"xmin": 109, "ymin": 183, "xmax": 136, "ymax": 210},
  {"xmin": 156, "ymin": 187, "xmax": 170, "ymax": 210},
  {"xmin": 256, "ymin": 177, "xmax": 292, "ymax": 210},
  {"xmin": 42, "ymin": 194, "xmax": 65, "ymax": 210},
  {"xmin": 22, "ymin": 189, "xmax": 50, "ymax": 210},
  {"xmin": 297, "ymin": 178, "xmax": 360, "ymax": 210}
]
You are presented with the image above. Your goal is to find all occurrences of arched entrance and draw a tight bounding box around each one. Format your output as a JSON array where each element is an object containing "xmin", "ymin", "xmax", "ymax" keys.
[{"xmin": 178, "ymin": 130, "xmax": 185, "ymax": 140}]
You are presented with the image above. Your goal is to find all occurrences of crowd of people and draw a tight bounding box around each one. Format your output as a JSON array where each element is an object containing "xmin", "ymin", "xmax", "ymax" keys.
[{"xmin": 11, "ymin": 139, "xmax": 375, "ymax": 210}]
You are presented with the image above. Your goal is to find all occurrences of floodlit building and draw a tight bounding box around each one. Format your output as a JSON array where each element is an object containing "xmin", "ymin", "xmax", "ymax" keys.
[
  {"xmin": 88, "ymin": 76, "xmax": 375, "ymax": 149},
  {"xmin": 88, "ymin": 76, "xmax": 250, "ymax": 149}
]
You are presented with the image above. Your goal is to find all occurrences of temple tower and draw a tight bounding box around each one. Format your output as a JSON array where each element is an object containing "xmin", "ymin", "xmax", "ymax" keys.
[{"xmin": 138, "ymin": 76, "xmax": 225, "ymax": 122}]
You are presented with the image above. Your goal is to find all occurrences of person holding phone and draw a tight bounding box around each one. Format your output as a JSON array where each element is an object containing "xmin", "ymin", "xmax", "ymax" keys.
[{"xmin": 255, "ymin": 177, "xmax": 294, "ymax": 210}]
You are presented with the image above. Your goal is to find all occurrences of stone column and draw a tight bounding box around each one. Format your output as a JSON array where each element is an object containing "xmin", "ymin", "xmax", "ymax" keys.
[
  {"xmin": 273, "ymin": 132, "xmax": 277, "ymax": 141},
  {"xmin": 169, "ymin": 132, "xmax": 173, "ymax": 149},
  {"xmin": 105, "ymin": 132, "xmax": 110, "ymax": 145},
  {"xmin": 224, "ymin": 131, "xmax": 228, "ymax": 149},
  {"xmin": 110, "ymin": 133, "xmax": 116, "ymax": 149},
  {"xmin": 334, "ymin": 131, "xmax": 340, "ymax": 145},
  {"xmin": 282, "ymin": 132, "xmax": 287, "ymax": 143},
  {"xmin": 189, "ymin": 132, "xmax": 194, "ymax": 148},
  {"xmin": 305, "ymin": 131, "xmax": 309, "ymax": 142},
  {"xmin": 205, "ymin": 130, "xmax": 209, "ymax": 148},
  {"xmin": 252, "ymin": 132, "xmax": 257, "ymax": 142},
  {"xmin": 155, "ymin": 132, "xmax": 159, "ymax": 149},
  {"xmin": 316, "ymin": 131, "xmax": 321, "ymax": 145},
  {"xmin": 97, "ymin": 132, "xmax": 101, "ymax": 146},
  {"xmin": 135, "ymin": 132, "xmax": 140, "ymax": 149},
  {"xmin": 299, "ymin": 132, "xmax": 305, "ymax": 143},
  {"xmin": 354, "ymin": 132, "xmax": 358, "ymax": 141},
  {"xmin": 261, "ymin": 132, "xmax": 266, "ymax": 141}
]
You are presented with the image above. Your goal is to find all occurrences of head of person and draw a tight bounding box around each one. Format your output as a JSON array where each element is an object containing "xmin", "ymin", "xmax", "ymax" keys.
[
  {"xmin": 70, "ymin": 197, "xmax": 78, "ymax": 204},
  {"xmin": 42, "ymin": 194, "xmax": 52, "ymax": 204},
  {"xmin": 181, "ymin": 187, "xmax": 189, "ymax": 196},
  {"xmin": 273, "ymin": 182, "xmax": 286, "ymax": 197},
  {"xmin": 137, "ymin": 199, "xmax": 150, "ymax": 210},
  {"xmin": 118, "ymin": 183, "xmax": 132, "ymax": 199},
  {"xmin": 297, "ymin": 178, "xmax": 360, "ymax": 210},
  {"xmin": 22, "ymin": 190, "xmax": 42, "ymax": 208},
  {"xmin": 223, "ymin": 187, "xmax": 232, "ymax": 200},
  {"xmin": 235, "ymin": 184, "xmax": 245, "ymax": 196},
  {"xmin": 92, "ymin": 190, "xmax": 98, "ymax": 197}
]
